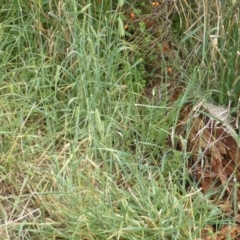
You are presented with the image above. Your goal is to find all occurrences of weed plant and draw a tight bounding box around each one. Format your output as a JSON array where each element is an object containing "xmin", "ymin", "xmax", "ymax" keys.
[{"xmin": 0, "ymin": 0, "xmax": 239, "ymax": 239}]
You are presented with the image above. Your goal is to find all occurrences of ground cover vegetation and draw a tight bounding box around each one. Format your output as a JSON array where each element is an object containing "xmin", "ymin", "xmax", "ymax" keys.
[{"xmin": 0, "ymin": 0, "xmax": 240, "ymax": 239}]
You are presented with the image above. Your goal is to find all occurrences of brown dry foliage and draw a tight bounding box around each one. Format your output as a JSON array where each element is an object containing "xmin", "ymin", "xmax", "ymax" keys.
[
  {"xmin": 200, "ymin": 225, "xmax": 240, "ymax": 240},
  {"xmin": 173, "ymin": 94, "xmax": 240, "ymax": 239},
  {"xmin": 176, "ymin": 102, "xmax": 240, "ymax": 212}
]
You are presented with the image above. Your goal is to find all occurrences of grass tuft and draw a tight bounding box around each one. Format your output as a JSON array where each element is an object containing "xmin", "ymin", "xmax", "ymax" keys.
[{"xmin": 0, "ymin": 0, "xmax": 239, "ymax": 239}]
